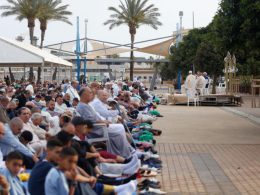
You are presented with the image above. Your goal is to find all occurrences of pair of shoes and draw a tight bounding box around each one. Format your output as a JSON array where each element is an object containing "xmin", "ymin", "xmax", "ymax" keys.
[
  {"xmin": 139, "ymin": 178, "xmax": 160, "ymax": 185},
  {"xmin": 140, "ymin": 165, "xmax": 161, "ymax": 173},
  {"xmin": 139, "ymin": 187, "xmax": 166, "ymax": 194},
  {"xmin": 143, "ymin": 151, "xmax": 160, "ymax": 159},
  {"xmin": 140, "ymin": 170, "xmax": 157, "ymax": 177},
  {"xmin": 144, "ymin": 147, "xmax": 158, "ymax": 154},
  {"xmin": 138, "ymin": 180, "xmax": 161, "ymax": 189},
  {"xmin": 144, "ymin": 158, "xmax": 162, "ymax": 164},
  {"xmin": 156, "ymin": 114, "xmax": 164, "ymax": 117},
  {"xmin": 142, "ymin": 160, "xmax": 162, "ymax": 169},
  {"xmin": 148, "ymin": 129, "xmax": 162, "ymax": 136}
]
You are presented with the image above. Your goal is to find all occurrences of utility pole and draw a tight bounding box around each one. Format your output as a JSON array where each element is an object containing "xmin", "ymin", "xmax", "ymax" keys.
[
  {"xmin": 179, "ymin": 11, "xmax": 183, "ymax": 41},
  {"xmin": 76, "ymin": 16, "xmax": 81, "ymax": 82},
  {"xmin": 177, "ymin": 11, "xmax": 183, "ymax": 92},
  {"xmin": 84, "ymin": 19, "xmax": 88, "ymax": 83},
  {"xmin": 192, "ymin": 11, "xmax": 195, "ymax": 29}
]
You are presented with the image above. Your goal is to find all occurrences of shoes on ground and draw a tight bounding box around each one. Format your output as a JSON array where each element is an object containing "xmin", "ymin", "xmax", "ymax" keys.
[{"xmin": 139, "ymin": 187, "xmax": 166, "ymax": 194}]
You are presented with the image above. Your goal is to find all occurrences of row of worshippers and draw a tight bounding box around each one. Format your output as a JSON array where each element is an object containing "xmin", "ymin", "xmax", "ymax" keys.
[
  {"xmin": 0, "ymin": 79, "xmax": 165, "ymax": 195},
  {"xmin": 0, "ymin": 119, "xmax": 138, "ymax": 195}
]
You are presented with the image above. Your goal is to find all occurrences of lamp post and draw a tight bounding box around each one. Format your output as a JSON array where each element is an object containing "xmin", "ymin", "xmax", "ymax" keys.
[
  {"xmin": 177, "ymin": 11, "xmax": 183, "ymax": 91},
  {"xmin": 76, "ymin": 16, "xmax": 81, "ymax": 82},
  {"xmin": 179, "ymin": 11, "xmax": 183, "ymax": 41},
  {"xmin": 84, "ymin": 19, "xmax": 88, "ymax": 83}
]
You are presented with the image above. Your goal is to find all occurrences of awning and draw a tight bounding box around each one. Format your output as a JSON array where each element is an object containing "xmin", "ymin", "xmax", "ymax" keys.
[
  {"xmin": 88, "ymin": 40, "xmax": 131, "ymax": 58},
  {"xmin": 137, "ymin": 29, "xmax": 191, "ymax": 56},
  {"xmin": 0, "ymin": 36, "xmax": 73, "ymax": 67}
]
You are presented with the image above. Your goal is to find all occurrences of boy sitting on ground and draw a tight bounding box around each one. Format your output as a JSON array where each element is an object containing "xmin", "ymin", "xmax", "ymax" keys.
[
  {"xmin": 28, "ymin": 139, "xmax": 63, "ymax": 195},
  {"xmin": 45, "ymin": 147, "xmax": 78, "ymax": 195},
  {"xmin": 0, "ymin": 151, "xmax": 28, "ymax": 195}
]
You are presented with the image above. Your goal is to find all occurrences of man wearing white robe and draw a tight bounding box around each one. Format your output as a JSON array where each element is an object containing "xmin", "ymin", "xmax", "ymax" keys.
[
  {"xmin": 18, "ymin": 108, "xmax": 46, "ymax": 156},
  {"xmin": 90, "ymin": 90, "xmax": 119, "ymax": 120},
  {"xmin": 66, "ymin": 80, "xmax": 80, "ymax": 104}
]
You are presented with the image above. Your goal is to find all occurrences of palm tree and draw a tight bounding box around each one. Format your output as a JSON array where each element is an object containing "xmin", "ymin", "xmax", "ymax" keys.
[
  {"xmin": 37, "ymin": 0, "xmax": 72, "ymax": 82},
  {"xmin": 0, "ymin": 0, "xmax": 41, "ymax": 81},
  {"xmin": 104, "ymin": 0, "xmax": 162, "ymax": 80},
  {"xmin": 37, "ymin": 0, "xmax": 72, "ymax": 49}
]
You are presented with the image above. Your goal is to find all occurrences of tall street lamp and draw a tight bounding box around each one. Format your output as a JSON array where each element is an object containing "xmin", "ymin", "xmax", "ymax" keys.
[
  {"xmin": 179, "ymin": 11, "xmax": 183, "ymax": 41},
  {"xmin": 177, "ymin": 11, "xmax": 183, "ymax": 91}
]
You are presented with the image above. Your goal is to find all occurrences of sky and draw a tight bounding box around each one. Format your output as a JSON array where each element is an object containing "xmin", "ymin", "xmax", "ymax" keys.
[{"xmin": 0, "ymin": 0, "xmax": 221, "ymax": 56}]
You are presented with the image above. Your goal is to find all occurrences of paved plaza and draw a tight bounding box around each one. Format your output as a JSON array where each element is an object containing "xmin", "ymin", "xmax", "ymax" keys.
[{"xmin": 153, "ymin": 105, "xmax": 260, "ymax": 194}]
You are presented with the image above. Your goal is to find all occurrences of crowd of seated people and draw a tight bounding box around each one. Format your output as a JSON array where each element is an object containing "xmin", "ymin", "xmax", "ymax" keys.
[{"xmin": 0, "ymin": 79, "xmax": 165, "ymax": 195}]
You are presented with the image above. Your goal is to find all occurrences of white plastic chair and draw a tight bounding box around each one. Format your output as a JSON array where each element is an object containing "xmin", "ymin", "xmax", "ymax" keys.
[
  {"xmin": 216, "ymin": 82, "xmax": 226, "ymax": 94},
  {"xmin": 87, "ymin": 123, "xmax": 111, "ymax": 151}
]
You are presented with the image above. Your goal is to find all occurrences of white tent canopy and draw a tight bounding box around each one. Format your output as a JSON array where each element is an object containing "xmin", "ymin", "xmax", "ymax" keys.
[{"xmin": 0, "ymin": 36, "xmax": 72, "ymax": 67}]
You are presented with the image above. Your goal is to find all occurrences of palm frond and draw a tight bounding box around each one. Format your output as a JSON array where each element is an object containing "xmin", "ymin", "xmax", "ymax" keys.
[{"xmin": 105, "ymin": 0, "xmax": 162, "ymax": 32}]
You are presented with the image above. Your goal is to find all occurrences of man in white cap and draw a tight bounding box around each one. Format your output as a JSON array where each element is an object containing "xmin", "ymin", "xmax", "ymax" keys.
[
  {"xmin": 185, "ymin": 71, "xmax": 196, "ymax": 90},
  {"xmin": 66, "ymin": 80, "xmax": 80, "ymax": 104}
]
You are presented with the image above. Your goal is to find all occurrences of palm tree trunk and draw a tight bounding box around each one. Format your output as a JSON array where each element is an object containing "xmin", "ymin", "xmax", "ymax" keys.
[
  {"xmin": 130, "ymin": 33, "xmax": 135, "ymax": 81},
  {"xmin": 8, "ymin": 68, "xmax": 15, "ymax": 83},
  {"xmin": 38, "ymin": 28, "xmax": 46, "ymax": 84},
  {"xmin": 40, "ymin": 29, "xmax": 45, "ymax": 49},
  {"xmin": 28, "ymin": 18, "xmax": 36, "ymax": 82},
  {"xmin": 28, "ymin": 67, "xmax": 34, "ymax": 82},
  {"xmin": 52, "ymin": 67, "xmax": 58, "ymax": 81},
  {"xmin": 29, "ymin": 26, "xmax": 34, "ymax": 45}
]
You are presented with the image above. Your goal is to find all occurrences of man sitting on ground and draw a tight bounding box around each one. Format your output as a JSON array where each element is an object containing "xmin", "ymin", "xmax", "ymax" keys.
[
  {"xmin": 18, "ymin": 107, "xmax": 46, "ymax": 156},
  {"xmin": 45, "ymin": 100, "xmax": 59, "ymax": 117},
  {"xmin": 0, "ymin": 118, "xmax": 38, "ymax": 168},
  {"xmin": 30, "ymin": 113, "xmax": 50, "ymax": 140},
  {"xmin": 55, "ymin": 95, "xmax": 68, "ymax": 114}
]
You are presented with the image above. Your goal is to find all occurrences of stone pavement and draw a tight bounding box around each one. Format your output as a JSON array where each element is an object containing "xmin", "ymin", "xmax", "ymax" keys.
[
  {"xmin": 153, "ymin": 106, "xmax": 260, "ymax": 194},
  {"xmin": 222, "ymin": 96, "xmax": 260, "ymax": 125}
]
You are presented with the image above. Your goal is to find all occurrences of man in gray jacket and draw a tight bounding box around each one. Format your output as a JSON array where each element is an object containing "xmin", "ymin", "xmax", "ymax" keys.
[
  {"xmin": 0, "ymin": 117, "xmax": 38, "ymax": 168},
  {"xmin": 77, "ymin": 87, "xmax": 134, "ymax": 159}
]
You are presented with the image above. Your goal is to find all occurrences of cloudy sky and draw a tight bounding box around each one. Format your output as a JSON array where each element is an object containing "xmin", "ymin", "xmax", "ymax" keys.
[{"xmin": 0, "ymin": 0, "xmax": 220, "ymax": 53}]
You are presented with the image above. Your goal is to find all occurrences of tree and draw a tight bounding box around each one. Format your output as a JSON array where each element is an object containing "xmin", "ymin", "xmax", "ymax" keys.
[
  {"xmin": 163, "ymin": 0, "xmax": 260, "ymax": 91},
  {"xmin": 0, "ymin": 0, "xmax": 40, "ymax": 44},
  {"xmin": 161, "ymin": 27, "xmax": 210, "ymax": 80},
  {"xmin": 37, "ymin": 0, "xmax": 72, "ymax": 82},
  {"xmin": 38, "ymin": 0, "xmax": 72, "ymax": 49},
  {"xmin": 104, "ymin": 0, "xmax": 162, "ymax": 80},
  {"xmin": 1, "ymin": 0, "xmax": 41, "ymax": 82},
  {"xmin": 194, "ymin": 42, "xmax": 223, "ymax": 93},
  {"xmin": 212, "ymin": 0, "xmax": 260, "ymax": 75}
]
